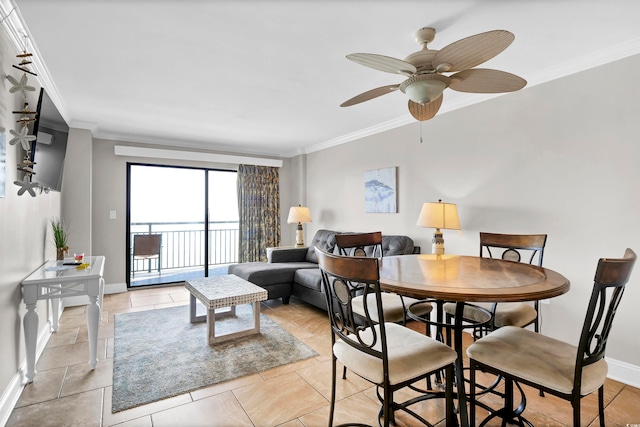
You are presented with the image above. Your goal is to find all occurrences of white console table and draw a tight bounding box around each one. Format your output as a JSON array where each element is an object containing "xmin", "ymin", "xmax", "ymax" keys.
[{"xmin": 21, "ymin": 256, "xmax": 105, "ymax": 383}]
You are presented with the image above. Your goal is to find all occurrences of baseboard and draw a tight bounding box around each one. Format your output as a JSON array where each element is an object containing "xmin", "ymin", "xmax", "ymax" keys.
[
  {"xmin": 105, "ymin": 282, "xmax": 127, "ymax": 295},
  {"xmin": 0, "ymin": 368, "xmax": 24, "ymax": 427},
  {"xmin": 0, "ymin": 321, "xmax": 53, "ymax": 426},
  {"xmin": 63, "ymin": 282, "xmax": 127, "ymax": 307},
  {"xmin": 607, "ymin": 357, "xmax": 640, "ymax": 389}
]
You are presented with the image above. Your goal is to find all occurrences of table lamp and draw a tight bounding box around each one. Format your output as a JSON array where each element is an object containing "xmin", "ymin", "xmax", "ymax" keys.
[
  {"xmin": 416, "ymin": 199, "xmax": 460, "ymax": 255},
  {"xmin": 287, "ymin": 205, "xmax": 312, "ymax": 247}
]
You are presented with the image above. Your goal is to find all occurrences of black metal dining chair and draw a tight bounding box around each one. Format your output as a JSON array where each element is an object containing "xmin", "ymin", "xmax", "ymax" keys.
[
  {"xmin": 335, "ymin": 232, "xmax": 432, "ymax": 325},
  {"xmin": 317, "ymin": 247, "xmax": 457, "ymax": 427},
  {"xmin": 466, "ymin": 248, "xmax": 636, "ymax": 427},
  {"xmin": 443, "ymin": 232, "xmax": 547, "ymax": 337}
]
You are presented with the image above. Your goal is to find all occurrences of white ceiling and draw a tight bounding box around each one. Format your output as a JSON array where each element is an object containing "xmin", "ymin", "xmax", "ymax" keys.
[{"xmin": 6, "ymin": 1, "xmax": 640, "ymax": 157}]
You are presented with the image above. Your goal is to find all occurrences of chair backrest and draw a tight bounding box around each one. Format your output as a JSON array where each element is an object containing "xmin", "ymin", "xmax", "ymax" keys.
[
  {"xmin": 133, "ymin": 234, "xmax": 162, "ymax": 257},
  {"xmin": 335, "ymin": 231, "xmax": 383, "ymax": 258},
  {"xmin": 316, "ymin": 247, "xmax": 388, "ymax": 360},
  {"xmin": 479, "ymin": 232, "xmax": 547, "ymax": 266},
  {"xmin": 576, "ymin": 248, "xmax": 636, "ymax": 378}
]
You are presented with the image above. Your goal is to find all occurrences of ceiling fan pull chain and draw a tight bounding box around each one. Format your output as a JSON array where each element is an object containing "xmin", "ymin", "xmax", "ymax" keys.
[{"xmin": 419, "ymin": 121, "xmax": 424, "ymax": 143}]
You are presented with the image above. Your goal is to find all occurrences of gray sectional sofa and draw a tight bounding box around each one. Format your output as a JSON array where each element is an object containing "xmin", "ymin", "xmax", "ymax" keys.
[{"xmin": 228, "ymin": 229, "xmax": 417, "ymax": 310}]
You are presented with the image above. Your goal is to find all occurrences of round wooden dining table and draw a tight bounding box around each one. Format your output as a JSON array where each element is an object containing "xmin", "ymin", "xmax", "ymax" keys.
[{"xmin": 378, "ymin": 254, "xmax": 570, "ymax": 427}]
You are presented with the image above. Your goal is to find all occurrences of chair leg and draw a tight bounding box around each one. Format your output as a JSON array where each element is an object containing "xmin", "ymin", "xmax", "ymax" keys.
[
  {"xmin": 342, "ymin": 365, "xmax": 347, "ymax": 380},
  {"xmin": 504, "ymin": 378, "xmax": 515, "ymax": 426},
  {"xmin": 382, "ymin": 383, "xmax": 392, "ymax": 427},
  {"xmin": 445, "ymin": 313, "xmax": 453, "ymax": 347},
  {"xmin": 329, "ymin": 355, "xmax": 337, "ymax": 427},
  {"xmin": 573, "ymin": 402, "xmax": 581, "ymax": 427},
  {"xmin": 469, "ymin": 361, "xmax": 476, "ymax": 427},
  {"xmin": 598, "ymin": 386, "xmax": 605, "ymax": 427}
]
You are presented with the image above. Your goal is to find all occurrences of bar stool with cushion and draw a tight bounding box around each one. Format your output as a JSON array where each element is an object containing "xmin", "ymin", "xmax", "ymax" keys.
[
  {"xmin": 316, "ymin": 247, "xmax": 457, "ymax": 427},
  {"xmin": 467, "ymin": 248, "xmax": 636, "ymax": 427},
  {"xmin": 335, "ymin": 232, "xmax": 433, "ymax": 325},
  {"xmin": 443, "ymin": 232, "xmax": 547, "ymax": 336},
  {"xmin": 335, "ymin": 232, "xmax": 435, "ymax": 383}
]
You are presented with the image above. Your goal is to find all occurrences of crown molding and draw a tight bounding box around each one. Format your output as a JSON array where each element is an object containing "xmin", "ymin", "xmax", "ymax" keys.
[
  {"xmin": 305, "ymin": 115, "xmax": 414, "ymax": 154},
  {"xmin": 0, "ymin": 0, "xmax": 69, "ymax": 122},
  {"xmin": 68, "ymin": 120, "xmax": 98, "ymax": 133}
]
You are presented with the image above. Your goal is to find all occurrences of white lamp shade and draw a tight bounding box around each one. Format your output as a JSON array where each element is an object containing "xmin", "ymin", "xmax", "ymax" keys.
[
  {"xmin": 287, "ymin": 206, "xmax": 312, "ymax": 224},
  {"xmin": 416, "ymin": 201, "xmax": 460, "ymax": 230}
]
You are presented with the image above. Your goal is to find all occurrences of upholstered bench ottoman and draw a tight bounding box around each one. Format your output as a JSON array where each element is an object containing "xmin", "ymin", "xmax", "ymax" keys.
[{"xmin": 228, "ymin": 261, "xmax": 316, "ymax": 304}]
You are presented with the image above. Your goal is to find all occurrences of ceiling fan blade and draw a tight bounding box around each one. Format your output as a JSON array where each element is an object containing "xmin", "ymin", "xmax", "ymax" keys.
[
  {"xmin": 432, "ymin": 30, "xmax": 515, "ymax": 73},
  {"xmin": 408, "ymin": 95, "xmax": 443, "ymax": 121},
  {"xmin": 340, "ymin": 84, "xmax": 400, "ymax": 107},
  {"xmin": 347, "ymin": 53, "xmax": 417, "ymax": 76},
  {"xmin": 449, "ymin": 69, "xmax": 527, "ymax": 93}
]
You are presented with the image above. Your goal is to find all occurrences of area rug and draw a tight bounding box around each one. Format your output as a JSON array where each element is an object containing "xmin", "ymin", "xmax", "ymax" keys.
[{"xmin": 112, "ymin": 304, "xmax": 318, "ymax": 412}]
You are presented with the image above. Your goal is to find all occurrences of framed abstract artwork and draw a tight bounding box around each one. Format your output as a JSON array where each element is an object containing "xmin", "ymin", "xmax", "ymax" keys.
[{"xmin": 364, "ymin": 166, "xmax": 397, "ymax": 213}]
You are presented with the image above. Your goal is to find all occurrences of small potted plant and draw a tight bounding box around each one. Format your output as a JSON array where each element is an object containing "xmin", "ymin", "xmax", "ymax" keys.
[{"xmin": 51, "ymin": 218, "xmax": 69, "ymax": 260}]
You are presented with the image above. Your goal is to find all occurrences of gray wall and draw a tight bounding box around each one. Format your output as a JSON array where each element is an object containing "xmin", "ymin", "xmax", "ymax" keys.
[
  {"xmin": 0, "ymin": 30, "xmax": 61, "ymax": 396},
  {"xmin": 305, "ymin": 54, "xmax": 640, "ymax": 366},
  {"xmin": 90, "ymin": 139, "xmax": 292, "ymax": 286}
]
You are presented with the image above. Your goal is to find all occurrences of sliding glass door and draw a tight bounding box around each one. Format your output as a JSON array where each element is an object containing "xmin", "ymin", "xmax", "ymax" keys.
[{"xmin": 127, "ymin": 164, "xmax": 238, "ymax": 287}]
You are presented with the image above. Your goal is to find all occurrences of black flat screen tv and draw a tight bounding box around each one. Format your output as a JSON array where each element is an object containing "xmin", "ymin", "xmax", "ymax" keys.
[{"xmin": 30, "ymin": 88, "xmax": 69, "ymax": 192}]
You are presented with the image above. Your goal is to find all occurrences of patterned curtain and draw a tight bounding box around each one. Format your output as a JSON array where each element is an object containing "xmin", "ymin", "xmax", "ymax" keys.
[{"xmin": 237, "ymin": 165, "xmax": 281, "ymax": 262}]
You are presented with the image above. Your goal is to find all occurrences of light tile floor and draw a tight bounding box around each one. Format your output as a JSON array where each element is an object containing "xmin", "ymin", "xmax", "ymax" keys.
[{"xmin": 7, "ymin": 285, "xmax": 640, "ymax": 426}]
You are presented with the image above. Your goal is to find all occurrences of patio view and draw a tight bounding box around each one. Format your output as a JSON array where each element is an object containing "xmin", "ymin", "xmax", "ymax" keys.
[{"xmin": 128, "ymin": 164, "xmax": 238, "ymax": 287}]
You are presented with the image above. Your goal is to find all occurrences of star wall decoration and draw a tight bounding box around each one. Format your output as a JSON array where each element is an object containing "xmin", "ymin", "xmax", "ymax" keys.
[
  {"xmin": 9, "ymin": 126, "xmax": 36, "ymax": 151},
  {"xmin": 13, "ymin": 175, "xmax": 39, "ymax": 197},
  {"xmin": 8, "ymin": 39, "xmax": 42, "ymax": 197},
  {"xmin": 6, "ymin": 74, "xmax": 36, "ymax": 98}
]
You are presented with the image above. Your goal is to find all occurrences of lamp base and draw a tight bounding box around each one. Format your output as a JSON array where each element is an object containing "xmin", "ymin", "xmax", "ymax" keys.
[
  {"xmin": 432, "ymin": 229, "xmax": 445, "ymax": 255},
  {"xmin": 295, "ymin": 223, "xmax": 305, "ymax": 247}
]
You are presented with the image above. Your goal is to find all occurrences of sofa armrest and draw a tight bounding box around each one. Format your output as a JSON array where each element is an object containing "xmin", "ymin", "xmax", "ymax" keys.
[{"xmin": 268, "ymin": 247, "xmax": 310, "ymax": 263}]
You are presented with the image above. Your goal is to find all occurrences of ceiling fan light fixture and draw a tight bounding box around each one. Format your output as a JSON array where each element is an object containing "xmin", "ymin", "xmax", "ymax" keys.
[
  {"xmin": 400, "ymin": 74, "xmax": 450, "ymax": 105},
  {"xmin": 341, "ymin": 27, "xmax": 525, "ymax": 122}
]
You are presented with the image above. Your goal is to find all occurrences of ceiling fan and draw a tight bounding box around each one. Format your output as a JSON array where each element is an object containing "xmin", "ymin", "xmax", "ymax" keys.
[{"xmin": 340, "ymin": 27, "xmax": 527, "ymax": 121}]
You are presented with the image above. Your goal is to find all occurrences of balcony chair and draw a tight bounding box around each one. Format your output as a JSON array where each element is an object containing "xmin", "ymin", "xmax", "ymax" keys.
[
  {"xmin": 316, "ymin": 247, "xmax": 457, "ymax": 427},
  {"xmin": 443, "ymin": 232, "xmax": 547, "ymax": 338},
  {"xmin": 466, "ymin": 248, "xmax": 636, "ymax": 427},
  {"xmin": 132, "ymin": 234, "xmax": 162, "ymax": 277}
]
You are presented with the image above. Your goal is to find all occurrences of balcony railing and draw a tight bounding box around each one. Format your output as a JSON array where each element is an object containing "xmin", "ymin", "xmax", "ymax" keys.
[{"xmin": 130, "ymin": 221, "xmax": 239, "ymax": 275}]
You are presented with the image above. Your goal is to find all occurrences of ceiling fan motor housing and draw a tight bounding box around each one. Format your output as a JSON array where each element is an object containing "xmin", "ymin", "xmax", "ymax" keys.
[{"xmin": 400, "ymin": 74, "xmax": 450, "ymax": 105}]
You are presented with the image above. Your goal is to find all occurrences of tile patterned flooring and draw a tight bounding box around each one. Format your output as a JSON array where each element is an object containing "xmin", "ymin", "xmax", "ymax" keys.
[{"xmin": 7, "ymin": 285, "xmax": 640, "ymax": 426}]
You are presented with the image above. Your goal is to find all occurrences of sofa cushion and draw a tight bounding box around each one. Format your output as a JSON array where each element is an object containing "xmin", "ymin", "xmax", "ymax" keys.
[
  {"xmin": 294, "ymin": 268, "xmax": 324, "ymax": 292},
  {"xmin": 305, "ymin": 229, "xmax": 341, "ymax": 263},
  {"xmin": 382, "ymin": 235, "xmax": 415, "ymax": 256},
  {"xmin": 268, "ymin": 247, "xmax": 308, "ymax": 263},
  {"xmin": 335, "ymin": 233, "xmax": 415, "ymax": 256},
  {"xmin": 228, "ymin": 262, "xmax": 316, "ymax": 287}
]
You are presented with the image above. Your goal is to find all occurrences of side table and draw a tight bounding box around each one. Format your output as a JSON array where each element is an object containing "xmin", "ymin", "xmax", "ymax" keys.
[{"xmin": 21, "ymin": 256, "xmax": 105, "ymax": 382}]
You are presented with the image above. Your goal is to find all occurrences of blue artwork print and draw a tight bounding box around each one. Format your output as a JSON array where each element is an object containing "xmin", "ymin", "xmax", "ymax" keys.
[{"xmin": 365, "ymin": 167, "xmax": 397, "ymax": 213}]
